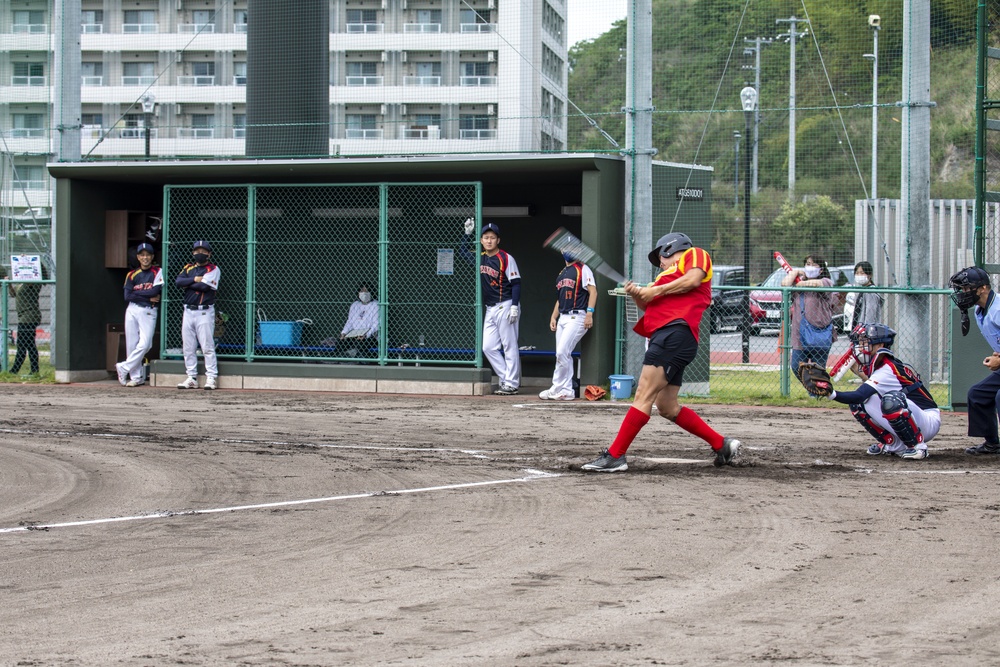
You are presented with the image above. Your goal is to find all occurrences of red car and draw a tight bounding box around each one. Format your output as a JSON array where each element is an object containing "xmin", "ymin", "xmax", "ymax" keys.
[{"xmin": 749, "ymin": 266, "xmax": 854, "ymax": 335}]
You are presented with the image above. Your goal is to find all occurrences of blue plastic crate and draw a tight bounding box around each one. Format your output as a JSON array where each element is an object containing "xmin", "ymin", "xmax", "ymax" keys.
[{"xmin": 258, "ymin": 321, "xmax": 303, "ymax": 347}]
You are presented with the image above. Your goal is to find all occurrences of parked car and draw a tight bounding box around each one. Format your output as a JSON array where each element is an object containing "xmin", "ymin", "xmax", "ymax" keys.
[
  {"xmin": 709, "ymin": 265, "xmax": 764, "ymax": 333},
  {"xmin": 750, "ymin": 265, "xmax": 856, "ymax": 335}
]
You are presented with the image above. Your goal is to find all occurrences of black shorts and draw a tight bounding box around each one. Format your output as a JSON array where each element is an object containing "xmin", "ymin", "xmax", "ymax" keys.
[{"xmin": 643, "ymin": 322, "xmax": 698, "ymax": 386}]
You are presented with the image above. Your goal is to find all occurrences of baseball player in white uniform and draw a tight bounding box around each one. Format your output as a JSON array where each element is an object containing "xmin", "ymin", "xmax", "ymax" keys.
[
  {"xmin": 116, "ymin": 243, "xmax": 163, "ymax": 387},
  {"xmin": 540, "ymin": 253, "xmax": 597, "ymax": 400},
  {"xmin": 463, "ymin": 220, "xmax": 522, "ymax": 395},
  {"xmin": 175, "ymin": 240, "xmax": 221, "ymax": 390}
]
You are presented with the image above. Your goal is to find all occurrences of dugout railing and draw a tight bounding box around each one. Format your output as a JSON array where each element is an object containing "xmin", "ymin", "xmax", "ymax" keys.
[{"xmin": 707, "ymin": 285, "xmax": 954, "ymax": 407}]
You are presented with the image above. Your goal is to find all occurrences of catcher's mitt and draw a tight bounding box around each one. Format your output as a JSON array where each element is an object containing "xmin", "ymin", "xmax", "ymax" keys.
[{"xmin": 797, "ymin": 361, "xmax": 833, "ymax": 397}]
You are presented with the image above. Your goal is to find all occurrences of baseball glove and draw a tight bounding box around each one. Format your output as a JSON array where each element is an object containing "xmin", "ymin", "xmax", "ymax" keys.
[{"xmin": 797, "ymin": 361, "xmax": 833, "ymax": 397}]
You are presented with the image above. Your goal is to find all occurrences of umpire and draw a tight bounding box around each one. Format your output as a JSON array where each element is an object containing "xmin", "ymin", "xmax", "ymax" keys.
[{"xmin": 950, "ymin": 267, "xmax": 1000, "ymax": 455}]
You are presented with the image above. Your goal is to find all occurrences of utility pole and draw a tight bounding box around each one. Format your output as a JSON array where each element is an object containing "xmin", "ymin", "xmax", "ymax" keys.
[
  {"xmin": 776, "ymin": 16, "xmax": 809, "ymax": 198},
  {"xmin": 863, "ymin": 15, "xmax": 881, "ymax": 200},
  {"xmin": 742, "ymin": 36, "xmax": 772, "ymax": 194}
]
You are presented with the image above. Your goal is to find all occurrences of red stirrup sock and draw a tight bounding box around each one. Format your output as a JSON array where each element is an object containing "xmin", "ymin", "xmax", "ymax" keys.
[
  {"xmin": 608, "ymin": 407, "xmax": 650, "ymax": 458},
  {"xmin": 673, "ymin": 406, "xmax": 725, "ymax": 451}
]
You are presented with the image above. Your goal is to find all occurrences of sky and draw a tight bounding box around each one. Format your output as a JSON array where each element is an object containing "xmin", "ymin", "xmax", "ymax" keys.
[{"xmin": 567, "ymin": 0, "xmax": 627, "ymax": 48}]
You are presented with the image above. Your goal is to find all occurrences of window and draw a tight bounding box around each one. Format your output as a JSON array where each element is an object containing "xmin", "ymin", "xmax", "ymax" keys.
[
  {"xmin": 461, "ymin": 62, "xmax": 494, "ymax": 86},
  {"xmin": 233, "ymin": 114, "xmax": 246, "ymax": 138},
  {"xmin": 122, "ymin": 62, "xmax": 156, "ymax": 86},
  {"xmin": 407, "ymin": 62, "xmax": 441, "ymax": 86},
  {"xmin": 121, "ymin": 113, "xmax": 146, "ymax": 138},
  {"xmin": 459, "ymin": 115, "xmax": 494, "ymax": 140},
  {"xmin": 81, "ymin": 62, "xmax": 103, "ymax": 86},
  {"xmin": 12, "ymin": 63, "xmax": 45, "ymax": 86},
  {"xmin": 12, "ymin": 166, "xmax": 46, "ymax": 190},
  {"xmin": 11, "ymin": 114, "xmax": 44, "ymax": 138},
  {"xmin": 406, "ymin": 9, "xmax": 441, "ymax": 33},
  {"xmin": 346, "ymin": 114, "xmax": 380, "ymax": 139},
  {"xmin": 405, "ymin": 113, "xmax": 441, "ymax": 139},
  {"xmin": 13, "ymin": 10, "xmax": 46, "ymax": 33},
  {"xmin": 233, "ymin": 62, "xmax": 247, "ymax": 85},
  {"xmin": 541, "ymin": 45, "xmax": 564, "ymax": 84},
  {"xmin": 181, "ymin": 114, "xmax": 215, "ymax": 139},
  {"xmin": 234, "ymin": 10, "xmax": 248, "ymax": 32},
  {"xmin": 542, "ymin": 2, "xmax": 565, "ymax": 44},
  {"xmin": 460, "ymin": 8, "xmax": 492, "ymax": 32},
  {"xmin": 346, "ymin": 9, "xmax": 380, "ymax": 32},
  {"xmin": 123, "ymin": 10, "xmax": 157, "ymax": 33},
  {"xmin": 82, "ymin": 10, "xmax": 104, "ymax": 32},
  {"xmin": 346, "ymin": 62, "xmax": 380, "ymax": 86},
  {"xmin": 82, "ymin": 113, "xmax": 103, "ymax": 138},
  {"xmin": 178, "ymin": 62, "xmax": 215, "ymax": 86},
  {"xmin": 181, "ymin": 10, "xmax": 215, "ymax": 33}
]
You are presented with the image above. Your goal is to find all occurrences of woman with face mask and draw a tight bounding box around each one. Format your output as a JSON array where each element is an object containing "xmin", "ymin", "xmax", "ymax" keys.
[
  {"xmin": 781, "ymin": 254, "xmax": 838, "ymax": 395},
  {"xmin": 843, "ymin": 261, "xmax": 884, "ymax": 330},
  {"xmin": 328, "ymin": 282, "xmax": 380, "ymax": 359}
]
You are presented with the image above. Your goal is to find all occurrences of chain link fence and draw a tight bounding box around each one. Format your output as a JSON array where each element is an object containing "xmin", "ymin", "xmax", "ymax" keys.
[{"xmin": 161, "ymin": 183, "xmax": 483, "ymax": 366}]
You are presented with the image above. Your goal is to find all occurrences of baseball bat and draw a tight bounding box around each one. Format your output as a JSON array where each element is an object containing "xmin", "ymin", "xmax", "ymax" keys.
[
  {"xmin": 830, "ymin": 348, "xmax": 856, "ymax": 381},
  {"xmin": 543, "ymin": 227, "xmax": 627, "ymax": 284}
]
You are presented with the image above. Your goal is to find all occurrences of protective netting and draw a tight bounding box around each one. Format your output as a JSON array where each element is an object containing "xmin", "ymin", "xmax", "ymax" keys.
[{"xmin": 161, "ymin": 183, "xmax": 481, "ymax": 365}]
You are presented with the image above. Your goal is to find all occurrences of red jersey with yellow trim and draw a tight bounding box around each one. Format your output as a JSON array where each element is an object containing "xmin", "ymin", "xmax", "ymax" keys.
[{"xmin": 632, "ymin": 247, "xmax": 713, "ymax": 341}]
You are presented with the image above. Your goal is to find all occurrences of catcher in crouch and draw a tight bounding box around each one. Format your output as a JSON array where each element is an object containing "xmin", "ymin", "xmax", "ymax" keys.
[{"xmin": 811, "ymin": 323, "xmax": 940, "ymax": 459}]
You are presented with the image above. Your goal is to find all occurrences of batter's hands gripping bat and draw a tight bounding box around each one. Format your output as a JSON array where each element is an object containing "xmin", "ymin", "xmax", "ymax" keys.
[
  {"xmin": 773, "ymin": 251, "xmax": 802, "ymax": 284},
  {"xmin": 543, "ymin": 227, "xmax": 627, "ymax": 284}
]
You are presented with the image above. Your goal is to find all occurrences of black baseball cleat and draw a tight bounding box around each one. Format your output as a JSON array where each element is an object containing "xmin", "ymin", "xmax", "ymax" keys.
[
  {"xmin": 965, "ymin": 442, "xmax": 1000, "ymax": 456},
  {"xmin": 581, "ymin": 449, "xmax": 628, "ymax": 472},
  {"xmin": 714, "ymin": 437, "xmax": 741, "ymax": 467}
]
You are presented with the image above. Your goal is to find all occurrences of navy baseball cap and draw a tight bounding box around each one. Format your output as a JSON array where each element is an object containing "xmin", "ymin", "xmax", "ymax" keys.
[
  {"xmin": 193, "ymin": 240, "xmax": 213, "ymax": 252},
  {"xmin": 481, "ymin": 223, "xmax": 500, "ymax": 236},
  {"xmin": 136, "ymin": 242, "xmax": 155, "ymax": 254}
]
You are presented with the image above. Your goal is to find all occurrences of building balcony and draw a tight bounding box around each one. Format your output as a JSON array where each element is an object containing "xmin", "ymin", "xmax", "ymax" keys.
[
  {"xmin": 82, "ymin": 23, "xmax": 103, "ymax": 33},
  {"xmin": 178, "ymin": 23, "xmax": 215, "ymax": 33},
  {"xmin": 177, "ymin": 128, "xmax": 216, "ymax": 139},
  {"xmin": 460, "ymin": 129, "xmax": 497, "ymax": 140},
  {"xmin": 7, "ymin": 128, "xmax": 46, "ymax": 138},
  {"xmin": 404, "ymin": 76, "xmax": 440, "ymax": 86},
  {"xmin": 345, "ymin": 128, "xmax": 383, "ymax": 139},
  {"xmin": 460, "ymin": 76, "xmax": 496, "ymax": 86},
  {"xmin": 346, "ymin": 76, "xmax": 383, "ymax": 86},
  {"xmin": 403, "ymin": 23, "xmax": 441, "ymax": 33},
  {"xmin": 402, "ymin": 126, "xmax": 440, "ymax": 140},
  {"xmin": 122, "ymin": 23, "xmax": 159, "ymax": 34},
  {"xmin": 460, "ymin": 23, "xmax": 495, "ymax": 33},
  {"xmin": 233, "ymin": 127, "xmax": 245, "ymax": 138},
  {"xmin": 177, "ymin": 75, "xmax": 216, "ymax": 86},
  {"xmin": 234, "ymin": 23, "xmax": 247, "ymax": 33},
  {"xmin": 121, "ymin": 76, "xmax": 157, "ymax": 86},
  {"xmin": 234, "ymin": 75, "xmax": 246, "ymax": 85},
  {"xmin": 346, "ymin": 23, "xmax": 383, "ymax": 33},
  {"xmin": 119, "ymin": 128, "xmax": 156, "ymax": 139},
  {"xmin": 13, "ymin": 24, "xmax": 48, "ymax": 34},
  {"xmin": 11, "ymin": 76, "xmax": 47, "ymax": 86},
  {"xmin": 81, "ymin": 76, "xmax": 103, "ymax": 86}
]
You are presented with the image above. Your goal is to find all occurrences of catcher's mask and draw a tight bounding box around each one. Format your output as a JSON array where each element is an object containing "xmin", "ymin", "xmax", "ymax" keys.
[
  {"xmin": 648, "ymin": 232, "xmax": 693, "ymax": 266},
  {"xmin": 849, "ymin": 322, "xmax": 896, "ymax": 367},
  {"xmin": 949, "ymin": 267, "xmax": 990, "ymax": 311}
]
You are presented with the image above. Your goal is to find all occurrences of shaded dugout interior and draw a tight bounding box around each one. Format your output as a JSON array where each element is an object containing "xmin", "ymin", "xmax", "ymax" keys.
[{"xmin": 48, "ymin": 155, "xmax": 712, "ymax": 393}]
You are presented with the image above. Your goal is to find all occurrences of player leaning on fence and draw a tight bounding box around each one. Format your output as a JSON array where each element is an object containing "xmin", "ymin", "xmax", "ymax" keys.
[
  {"xmin": 116, "ymin": 243, "xmax": 163, "ymax": 387},
  {"xmin": 581, "ymin": 233, "xmax": 740, "ymax": 472},
  {"xmin": 175, "ymin": 240, "xmax": 221, "ymax": 391}
]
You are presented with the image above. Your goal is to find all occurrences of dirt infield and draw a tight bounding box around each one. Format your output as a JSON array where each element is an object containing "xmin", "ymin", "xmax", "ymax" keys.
[{"xmin": 3, "ymin": 383, "xmax": 1000, "ymax": 665}]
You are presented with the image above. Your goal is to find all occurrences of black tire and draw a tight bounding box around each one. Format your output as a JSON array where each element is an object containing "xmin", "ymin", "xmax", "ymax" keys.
[{"xmin": 711, "ymin": 310, "xmax": 723, "ymax": 334}]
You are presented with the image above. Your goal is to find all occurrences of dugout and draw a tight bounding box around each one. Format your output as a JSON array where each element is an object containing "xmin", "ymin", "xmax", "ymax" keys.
[{"xmin": 48, "ymin": 155, "xmax": 712, "ymax": 395}]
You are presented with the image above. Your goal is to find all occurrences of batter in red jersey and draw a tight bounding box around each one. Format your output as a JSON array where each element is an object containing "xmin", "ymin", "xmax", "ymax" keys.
[{"xmin": 582, "ymin": 232, "xmax": 741, "ymax": 471}]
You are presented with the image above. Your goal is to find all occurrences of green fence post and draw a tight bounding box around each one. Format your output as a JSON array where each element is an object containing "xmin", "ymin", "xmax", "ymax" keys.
[
  {"xmin": 780, "ymin": 287, "xmax": 791, "ymax": 397},
  {"xmin": 1, "ymin": 280, "xmax": 7, "ymax": 374},
  {"xmin": 246, "ymin": 185, "xmax": 257, "ymax": 362},
  {"xmin": 379, "ymin": 183, "xmax": 389, "ymax": 366}
]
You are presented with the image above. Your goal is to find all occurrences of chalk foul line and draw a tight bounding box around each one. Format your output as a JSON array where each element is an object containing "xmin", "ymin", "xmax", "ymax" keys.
[{"xmin": 0, "ymin": 469, "xmax": 561, "ymax": 535}]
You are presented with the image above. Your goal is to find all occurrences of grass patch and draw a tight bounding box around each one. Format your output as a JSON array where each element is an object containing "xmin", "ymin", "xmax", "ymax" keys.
[{"xmin": 0, "ymin": 345, "xmax": 56, "ymax": 384}]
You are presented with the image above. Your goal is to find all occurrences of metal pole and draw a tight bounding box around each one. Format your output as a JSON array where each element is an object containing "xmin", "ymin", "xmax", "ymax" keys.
[
  {"xmin": 742, "ymin": 110, "xmax": 752, "ymax": 363},
  {"xmin": 752, "ymin": 41, "xmax": 762, "ymax": 194},
  {"xmin": 777, "ymin": 17, "xmax": 808, "ymax": 198},
  {"xmin": 975, "ymin": 0, "xmax": 987, "ymax": 266},
  {"xmin": 144, "ymin": 111, "xmax": 151, "ymax": 159},
  {"xmin": 733, "ymin": 131, "xmax": 741, "ymax": 207},
  {"xmin": 871, "ymin": 24, "xmax": 879, "ymax": 200}
]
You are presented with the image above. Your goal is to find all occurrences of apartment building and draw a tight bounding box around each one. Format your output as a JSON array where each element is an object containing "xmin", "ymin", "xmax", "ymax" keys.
[{"xmin": 0, "ymin": 0, "xmax": 569, "ymax": 217}]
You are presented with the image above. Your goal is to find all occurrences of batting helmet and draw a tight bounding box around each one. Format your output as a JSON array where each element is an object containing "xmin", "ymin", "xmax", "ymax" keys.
[
  {"xmin": 648, "ymin": 232, "xmax": 693, "ymax": 266},
  {"xmin": 949, "ymin": 267, "xmax": 990, "ymax": 310}
]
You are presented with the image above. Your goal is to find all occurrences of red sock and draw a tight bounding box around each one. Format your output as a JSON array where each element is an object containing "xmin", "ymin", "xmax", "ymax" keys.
[
  {"xmin": 608, "ymin": 407, "xmax": 650, "ymax": 458},
  {"xmin": 673, "ymin": 406, "xmax": 724, "ymax": 450}
]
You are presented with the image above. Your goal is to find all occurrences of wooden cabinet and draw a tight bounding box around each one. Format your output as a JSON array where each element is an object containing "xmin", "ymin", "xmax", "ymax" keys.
[{"xmin": 105, "ymin": 210, "xmax": 159, "ymax": 268}]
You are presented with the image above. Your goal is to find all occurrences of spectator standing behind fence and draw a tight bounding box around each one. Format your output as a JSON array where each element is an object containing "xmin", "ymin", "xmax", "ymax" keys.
[
  {"xmin": 539, "ymin": 253, "xmax": 597, "ymax": 401},
  {"xmin": 326, "ymin": 282, "xmax": 379, "ymax": 359},
  {"xmin": 175, "ymin": 240, "xmax": 221, "ymax": 390},
  {"xmin": 461, "ymin": 219, "xmax": 522, "ymax": 396},
  {"xmin": 844, "ymin": 261, "xmax": 884, "ymax": 330},
  {"xmin": 949, "ymin": 267, "xmax": 1000, "ymax": 455},
  {"xmin": 782, "ymin": 254, "xmax": 838, "ymax": 393},
  {"xmin": 9, "ymin": 266, "xmax": 44, "ymax": 378},
  {"xmin": 116, "ymin": 243, "xmax": 163, "ymax": 387}
]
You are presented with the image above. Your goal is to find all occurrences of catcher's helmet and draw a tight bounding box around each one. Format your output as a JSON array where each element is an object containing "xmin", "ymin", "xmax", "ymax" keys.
[
  {"xmin": 648, "ymin": 232, "xmax": 693, "ymax": 266},
  {"xmin": 949, "ymin": 267, "xmax": 990, "ymax": 310},
  {"xmin": 849, "ymin": 322, "xmax": 896, "ymax": 367}
]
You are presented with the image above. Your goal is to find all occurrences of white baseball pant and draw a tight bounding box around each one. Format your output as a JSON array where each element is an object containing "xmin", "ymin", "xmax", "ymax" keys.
[
  {"xmin": 547, "ymin": 311, "xmax": 588, "ymax": 397},
  {"xmin": 182, "ymin": 306, "xmax": 218, "ymax": 379},
  {"xmin": 860, "ymin": 393, "xmax": 941, "ymax": 452},
  {"xmin": 483, "ymin": 300, "xmax": 520, "ymax": 389},
  {"xmin": 122, "ymin": 302, "xmax": 158, "ymax": 382}
]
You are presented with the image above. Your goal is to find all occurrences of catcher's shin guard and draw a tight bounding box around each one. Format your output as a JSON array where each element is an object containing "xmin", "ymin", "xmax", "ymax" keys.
[
  {"xmin": 850, "ymin": 403, "xmax": 895, "ymax": 445},
  {"xmin": 881, "ymin": 390, "xmax": 923, "ymax": 447}
]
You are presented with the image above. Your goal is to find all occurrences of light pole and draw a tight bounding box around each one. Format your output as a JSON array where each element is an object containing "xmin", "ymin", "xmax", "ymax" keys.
[
  {"xmin": 776, "ymin": 16, "xmax": 809, "ymax": 198},
  {"xmin": 733, "ymin": 130, "xmax": 741, "ymax": 207},
  {"xmin": 740, "ymin": 85, "xmax": 758, "ymax": 364},
  {"xmin": 742, "ymin": 36, "xmax": 772, "ymax": 194},
  {"xmin": 141, "ymin": 94, "xmax": 156, "ymax": 160},
  {"xmin": 863, "ymin": 14, "xmax": 881, "ymax": 200}
]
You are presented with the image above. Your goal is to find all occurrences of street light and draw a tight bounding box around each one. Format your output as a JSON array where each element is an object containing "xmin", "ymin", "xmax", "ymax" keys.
[
  {"xmin": 733, "ymin": 130, "xmax": 741, "ymax": 207},
  {"xmin": 863, "ymin": 14, "xmax": 880, "ymax": 200},
  {"xmin": 141, "ymin": 94, "xmax": 156, "ymax": 160},
  {"xmin": 740, "ymin": 85, "xmax": 758, "ymax": 364}
]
